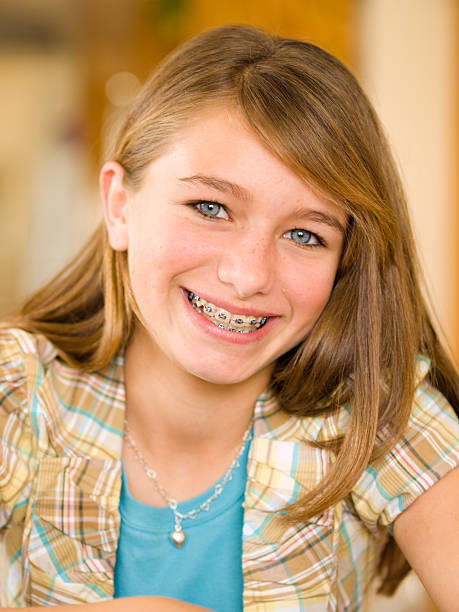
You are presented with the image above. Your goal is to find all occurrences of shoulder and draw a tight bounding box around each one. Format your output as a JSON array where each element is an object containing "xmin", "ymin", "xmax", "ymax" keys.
[
  {"xmin": 0, "ymin": 325, "xmax": 57, "ymax": 357},
  {"xmin": 0, "ymin": 326, "xmax": 125, "ymax": 458},
  {"xmin": 292, "ymin": 357, "xmax": 459, "ymax": 530},
  {"xmin": 351, "ymin": 376, "xmax": 459, "ymax": 531},
  {"xmin": 0, "ymin": 325, "xmax": 57, "ymax": 386},
  {"xmin": 0, "ymin": 327, "xmax": 60, "ymax": 430},
  {"xmin": 0, "ymin": 326, "xmax": 58, "ymax": 426}
]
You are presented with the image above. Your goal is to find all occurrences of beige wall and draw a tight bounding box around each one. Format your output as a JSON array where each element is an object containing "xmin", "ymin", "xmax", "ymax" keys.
[
  {"xmin": 358, "ymin": 0, "xmax": 459, "ymax": 360},
  {"xmin": 0, "ymin": 52, "xmax": 99, "ymax": 314}
]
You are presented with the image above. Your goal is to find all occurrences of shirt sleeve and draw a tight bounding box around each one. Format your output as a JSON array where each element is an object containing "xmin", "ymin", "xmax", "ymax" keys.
[
  {"xmin": 0, "ymin": 328, "xmax": 37, "ymax": 528},
  {"xmin": 350, "ymin": 381, "xmax": 459, "ymax": 532}
]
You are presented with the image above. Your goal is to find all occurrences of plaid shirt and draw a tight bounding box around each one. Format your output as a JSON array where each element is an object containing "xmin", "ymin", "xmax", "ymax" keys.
[{"xmin": 1, "ymin": 328, "xmax": 459, "ymax": 610}]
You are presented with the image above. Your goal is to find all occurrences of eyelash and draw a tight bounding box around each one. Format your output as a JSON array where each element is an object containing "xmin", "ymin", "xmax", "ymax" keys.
[
  {"xmin": 190, "ymin": 200, "xmax": 229, "ymax": 220},
  {"xmin": 188, "ymin": 200, "xmax": 326, "ymax": 249},
  {"xmin": 284, "ymin": 229, "xmax": 325, "ymax": 249}
]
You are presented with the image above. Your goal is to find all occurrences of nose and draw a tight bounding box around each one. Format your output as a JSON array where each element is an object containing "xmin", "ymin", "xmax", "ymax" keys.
[{"xmin": 216, "ymin": 231, "xmax": 275, "ymax": 298}]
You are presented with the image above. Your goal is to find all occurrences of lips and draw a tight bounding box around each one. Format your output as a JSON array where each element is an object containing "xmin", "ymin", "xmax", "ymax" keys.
[{"xmin": 186, "ymin": 291, "xmax": 269, "ymax": 333}]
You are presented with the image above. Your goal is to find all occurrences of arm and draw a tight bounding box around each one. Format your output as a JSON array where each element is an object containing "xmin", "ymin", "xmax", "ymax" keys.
[
  {"xmin": 393, "ymin": 465, "xmax": 459, "ymax": 612},
  {"xmin": 0, "ymin": 596, "xmax": 210, "ymax": 611}
]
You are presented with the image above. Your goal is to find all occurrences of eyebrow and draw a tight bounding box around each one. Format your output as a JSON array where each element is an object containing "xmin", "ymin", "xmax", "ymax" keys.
[
  {"xmin": 292, "ymin": 207, "xmax": 346, "ymax": 235},
  {"xmin": 178, "ymin": 174, "xmax": 252, "ymax": 201}
]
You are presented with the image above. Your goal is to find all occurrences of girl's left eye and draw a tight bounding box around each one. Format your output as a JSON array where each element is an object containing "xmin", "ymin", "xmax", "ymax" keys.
[
  {"xmin": 283, "ymin": 228, "xmax": 323, "ymax": 247},
  {"xmin": 194, "ymin": 201, "xmax": 229, "ymax": 220}
]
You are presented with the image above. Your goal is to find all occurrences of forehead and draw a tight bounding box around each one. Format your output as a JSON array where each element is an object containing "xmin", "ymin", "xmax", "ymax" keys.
[{"xmin": 164, "ymin": 106, "xmax": 273, "ymax": 171}]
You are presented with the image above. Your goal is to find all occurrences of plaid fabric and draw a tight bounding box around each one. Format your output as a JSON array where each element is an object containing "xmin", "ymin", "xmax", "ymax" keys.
[{"xmin": 1, "ymin": 329, "xmax": 458, "ymax": 610}]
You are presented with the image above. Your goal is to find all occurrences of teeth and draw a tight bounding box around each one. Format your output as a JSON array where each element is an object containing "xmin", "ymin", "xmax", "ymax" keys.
[{"xmin": 187, "ymin": 291, "xmax": 268, "ymax": 333}]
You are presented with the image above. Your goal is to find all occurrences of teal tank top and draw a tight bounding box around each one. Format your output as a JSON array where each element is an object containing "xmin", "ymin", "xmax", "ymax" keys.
[{"xmin": 114, "ymin": 436, "xmax": 250, "ymax": 611}]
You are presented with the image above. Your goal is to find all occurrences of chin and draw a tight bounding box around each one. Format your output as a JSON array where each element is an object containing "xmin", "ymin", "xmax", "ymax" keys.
[
  {"xmin": 190, "ymin": 368, "xmax": 252, "ymax": 386},
  {"xmin": 183, "ymin": 359, "xmax": 263, "ymax": 386}
]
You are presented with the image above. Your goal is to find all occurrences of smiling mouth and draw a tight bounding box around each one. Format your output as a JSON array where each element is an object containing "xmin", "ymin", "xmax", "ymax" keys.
[{"xmin": 186, "ymin": 291, "xmax": 269, "ymax": 333}]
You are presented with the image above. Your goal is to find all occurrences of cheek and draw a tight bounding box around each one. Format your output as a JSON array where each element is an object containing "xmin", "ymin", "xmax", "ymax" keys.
[
  {"xmin": 127, "ymin": 215, "xmax": 215, "ymax": 291},
  {"xmin": 284, "ymin": 262, "xmax": 337, "ymax": 322}
]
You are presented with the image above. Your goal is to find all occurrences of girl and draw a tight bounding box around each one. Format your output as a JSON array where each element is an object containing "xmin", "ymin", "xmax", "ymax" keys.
[{"xmin": 1, "ymin": 25, "xmax": 459, "ymax": 612}]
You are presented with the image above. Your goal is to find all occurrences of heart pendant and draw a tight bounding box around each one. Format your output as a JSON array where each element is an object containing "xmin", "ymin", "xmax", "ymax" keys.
[{"xmin": 170, "ymin": 529, "xmax": 186, "ymax": 548}]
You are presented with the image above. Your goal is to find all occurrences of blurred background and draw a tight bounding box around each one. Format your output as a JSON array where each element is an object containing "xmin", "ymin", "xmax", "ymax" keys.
[{"xmin": 0, "ymin": 1, "xmax": 457, "ymax": 609}]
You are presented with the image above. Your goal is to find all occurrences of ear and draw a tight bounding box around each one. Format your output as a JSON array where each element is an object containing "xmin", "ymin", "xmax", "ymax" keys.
[{"xmin": 99, "ymin": 161, "xmax": 130, "ymax": 251}]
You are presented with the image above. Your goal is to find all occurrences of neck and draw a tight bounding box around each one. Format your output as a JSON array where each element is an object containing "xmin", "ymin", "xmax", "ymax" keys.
[{"xmin": 123, "ymin": 328, "xmax": 271, "ymax": 459}]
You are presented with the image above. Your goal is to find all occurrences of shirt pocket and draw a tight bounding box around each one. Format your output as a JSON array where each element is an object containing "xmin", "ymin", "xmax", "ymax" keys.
[{"xmin": 26, "ymin": 455, "xmax": 121, "ymax": 605}]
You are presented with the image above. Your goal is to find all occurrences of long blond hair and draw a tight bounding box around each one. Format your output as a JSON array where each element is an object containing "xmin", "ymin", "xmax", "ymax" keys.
[{"xmin": 9, "ymin": 25, "xmax": 458, "ymax": 594}]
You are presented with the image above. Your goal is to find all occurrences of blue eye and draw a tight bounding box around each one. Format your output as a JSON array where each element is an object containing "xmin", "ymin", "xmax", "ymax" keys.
[
  {"xmin": 284, "ymin": 229, "xmax": 319, "ymax": 246},
  {"xmin": 196, "ymin": 201, "xmax": 227, "ymax": 219}
]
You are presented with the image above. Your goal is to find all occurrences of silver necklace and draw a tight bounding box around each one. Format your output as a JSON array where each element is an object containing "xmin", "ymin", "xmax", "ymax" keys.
[{"xmin": 123, "ymin": 418, "xmax": 253, "ymax": 549}]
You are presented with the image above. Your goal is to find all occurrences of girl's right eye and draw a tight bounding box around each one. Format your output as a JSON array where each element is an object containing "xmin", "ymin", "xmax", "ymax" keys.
[{"xmin": 193, "ymin": 201, "xmax": 229, "ymax": 220}]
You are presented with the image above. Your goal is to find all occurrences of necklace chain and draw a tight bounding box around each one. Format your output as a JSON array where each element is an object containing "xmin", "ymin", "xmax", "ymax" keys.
[{"xmin": 123, "ymin": 417, "xmax": 253, "ymax": 548}]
